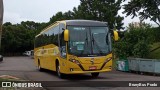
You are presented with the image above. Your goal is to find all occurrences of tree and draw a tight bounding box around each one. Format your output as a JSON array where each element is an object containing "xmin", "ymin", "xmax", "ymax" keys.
[
  {"xmin": 73, "ymin": 0, "xmax": 124, "ymax": 30},
  {"xmin": 114, "ymin": 23, "xmax": 155, "ymax": 58},
  {"xmin": 49, "ymin": 11, "xmax": 74, "ymax": 25},
  {"xmin": 49, "ymin": 12, "xmax": 64, "ymax": 24},
  {"xmin": 49, "ymin": 0, "xmax": 124, "ymax": 30},
  {"xmin": 1, "ymin": 20, "xmax": 49, "ymax": 55},
  {"xmin": 123, "ymin": 0, "xmax": 160, "ymax": 27},
  {"xmin": 0, "ymin": 0, "xmax": 4, "ymax": 51},
  {"xmin": 21, "ymin": 21, "xmax": 41, "ymax": 30}
]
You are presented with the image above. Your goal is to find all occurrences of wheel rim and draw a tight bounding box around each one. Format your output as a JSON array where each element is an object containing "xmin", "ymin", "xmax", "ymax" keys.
[
  {"xmin": 38, "ymin": 65, "xmax": 40, "ymax": 70},
  {"xmin": 38, "ymin": 63, "xmax": 41, "ymax": 70},
  {"xmin": 57, "ymin": 65, "xmax": 61, "ymax": 77}
]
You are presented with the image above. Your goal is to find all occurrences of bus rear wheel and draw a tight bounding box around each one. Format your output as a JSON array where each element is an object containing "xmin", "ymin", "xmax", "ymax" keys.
[
  {"xmin": 38, "ymin": 61, "xmax": 43, "ymax": 71},
  {"xmin": 91, "ymin": 73, "xmax": 99, "ymax": 77},
  {"xmin": 56, "ymin": 62, "xmax": 65, "ymax": 78}
]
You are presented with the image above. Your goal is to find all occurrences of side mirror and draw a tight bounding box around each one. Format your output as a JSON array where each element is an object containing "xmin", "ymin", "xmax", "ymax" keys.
[
  {"xmin": 113, "ymin": 31, "xmax": 119, "ymax": 41},
  {"xmin": 64, "ymin": 29, "xmax": 69, "ymax": 42}
]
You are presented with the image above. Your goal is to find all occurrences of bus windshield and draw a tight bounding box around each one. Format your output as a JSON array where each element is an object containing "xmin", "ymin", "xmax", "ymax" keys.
[{"xmin": 68, "ymin": 26, "xmax": 110, "ymax": 57}]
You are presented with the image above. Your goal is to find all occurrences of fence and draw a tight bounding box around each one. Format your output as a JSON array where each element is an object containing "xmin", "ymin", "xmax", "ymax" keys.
[{"xmin": 117, "ymin": 58, "xmax": 160, "ymax": 74}]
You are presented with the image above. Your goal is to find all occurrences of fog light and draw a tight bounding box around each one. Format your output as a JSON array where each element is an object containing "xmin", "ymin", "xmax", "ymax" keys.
[
  {"xmin": 109, "ymin": 66, "xmax": 112, "ymax": 69},
  {"xmin": 70, "ymin": 68, "xmax": 73, "ymax": 71}
]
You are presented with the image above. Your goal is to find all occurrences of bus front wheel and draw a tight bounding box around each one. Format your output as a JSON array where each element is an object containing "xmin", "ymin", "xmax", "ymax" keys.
[
  {"xmin": 56, "ymin": 62, "xmax": 65, "ymax": 78},
  {"xmin": 91, "ymin": 73, "xmax": 99, "ymax": 77}
]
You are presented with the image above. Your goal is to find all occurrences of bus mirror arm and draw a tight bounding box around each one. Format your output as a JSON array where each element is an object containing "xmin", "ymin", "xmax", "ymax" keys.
[{"xmin": 62, "ymin": 28, "xmax": 65, "ymax": 30}]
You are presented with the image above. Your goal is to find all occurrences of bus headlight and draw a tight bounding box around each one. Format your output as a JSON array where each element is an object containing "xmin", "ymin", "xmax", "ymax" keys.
[{"xmin": 69, "ymin": 59, "xmax": 80, "ymax": 65}]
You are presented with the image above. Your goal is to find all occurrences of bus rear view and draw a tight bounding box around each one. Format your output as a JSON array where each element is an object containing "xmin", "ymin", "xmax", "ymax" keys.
[{"xmin": 34, "ymin": 20, "xmax": 118, "ymax": 78}]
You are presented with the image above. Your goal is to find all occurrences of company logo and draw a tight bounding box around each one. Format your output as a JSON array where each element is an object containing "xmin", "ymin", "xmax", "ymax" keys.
[
  {"xmin": 2, "ymin": 82, "xmax": 11, "ymax": 87},
  {"xmin": 1, "ymin": 82, "xmax": 42, "ymax": 88},
  {"xmin": 90, "ymin": 58, "xmax": 94, "ymax": 65}
]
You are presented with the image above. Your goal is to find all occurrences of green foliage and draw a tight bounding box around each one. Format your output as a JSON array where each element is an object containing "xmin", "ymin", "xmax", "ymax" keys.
[
  {"xmin": 76, "ymin": 0, "xmax": 124, "ymax": 29},
  {"xmin": 133, "ymin": 40, "xmax": 150, "ymax": 58},
  {"xmin": 1, "ymin": 0, "xmax": 125, "ymax": 55},
  {"xmin": 152, "ymin": 27, "xmax": 160, "ymax": 42},
  {"xmin": 123, "ymin": 0, "xmax": 160, "ymax": 26},
  {"xmin": 49, "ymin": 11, "xmax": 74, "ymax": 25},
  {"xmin": 113, "ymin": 41, "xmax": 131, "ymax": 57},
  {"xmin": 1, "ymin": 21, "xmax": 45, "ymax": 55},
  {"xmin": 49, "ymin": 0, "xmax": 124, "ymax": 30},
  {"xmin": 148, "ymin": 42, "xmax": 160, "ymax": 59},
  {"xmin": 114, "ymin": 23, "xmax": 156, "ymax": 58}
]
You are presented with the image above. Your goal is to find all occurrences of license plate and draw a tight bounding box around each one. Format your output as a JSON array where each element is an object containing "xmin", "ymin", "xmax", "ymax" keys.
[{"xmin": 89, "ymin": 66, "xmax": 97, "ymax": 70}]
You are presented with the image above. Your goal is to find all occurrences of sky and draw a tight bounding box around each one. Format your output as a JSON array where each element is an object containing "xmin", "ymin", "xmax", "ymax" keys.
[{"xmin": 3, "ymin": 0, "xmax": 157, "ymax": 28}]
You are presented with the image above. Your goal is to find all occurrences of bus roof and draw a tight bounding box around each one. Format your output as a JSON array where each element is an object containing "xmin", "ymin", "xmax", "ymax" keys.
[
  {"xmin": 35, "ymin": 20, "xmax": 108, "ymax": 37},
  {"xmin": 64, "ymin": 20, "xmax": 108, "ymax": 26}
]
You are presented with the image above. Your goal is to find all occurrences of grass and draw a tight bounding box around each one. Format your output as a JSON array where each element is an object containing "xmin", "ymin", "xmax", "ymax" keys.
[
  {"xmin": 0, "ymin": 78, "xmax": 16, "ymax": 90},
  {"xmin": 148, "ymin": 48, "xmax": 160, "ymax": 59},
  {"xmin": 0, "ymin": 75, "xmax": 25, "ymax": 90},
  {"xmin": 150, "ymin": 42, "xmax": 160, "ymax": 51},
  {"xmin": 148, "ymin": 42, "xmax": 160, "ymax": 59},
  {"xmin": 0, "ymin": 76, "xmax": 44, "ymax": 90}
]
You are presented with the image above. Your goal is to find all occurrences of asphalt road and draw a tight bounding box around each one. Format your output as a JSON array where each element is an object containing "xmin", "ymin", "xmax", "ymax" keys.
[{"xmin": 0, "ymin": 56, "xmax": 160, "ymax": 90}]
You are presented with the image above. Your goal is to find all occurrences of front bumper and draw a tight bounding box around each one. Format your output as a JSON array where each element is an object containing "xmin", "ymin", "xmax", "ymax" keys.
[{"xmin": 64, "ymin": 68, "xmax": 112, "ymax": 74}]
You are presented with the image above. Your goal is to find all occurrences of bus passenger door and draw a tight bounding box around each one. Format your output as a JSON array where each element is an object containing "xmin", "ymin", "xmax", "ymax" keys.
[{"xmin": 59, "ymin": 46, "xmax": 68, "ymax": 73}]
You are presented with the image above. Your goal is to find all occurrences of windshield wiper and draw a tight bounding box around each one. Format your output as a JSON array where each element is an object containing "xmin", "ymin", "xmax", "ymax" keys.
[{"xmin": 91, "ymin": 33, "xmax": 103, "ymax": 55}]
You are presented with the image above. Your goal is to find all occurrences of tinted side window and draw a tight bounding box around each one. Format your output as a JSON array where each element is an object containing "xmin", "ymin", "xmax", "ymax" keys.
[
  {"xmin": 59, "ymin": 23, "xmax": 65, "ymax": 47},
  {"xmin": 59, "ymin": 23, "xmax": 65, "ymax": 34},
  {"xmin": 35, "ymin": 34, "xmax": 43, "ymax": 48},
  {"xmin": 41, "ymin": 25, "xmax": 59, "ymax": 46},
  {"xmin": 53, "ymin": 25, "xmax": 59, "ymax": 46},
  {"xmin": 45, "ymin": 28, "xmax": 54, "ymax": 45},
  {"xmin": 35, "ymin": 24, "xmax": 60, "ymax": 48}
]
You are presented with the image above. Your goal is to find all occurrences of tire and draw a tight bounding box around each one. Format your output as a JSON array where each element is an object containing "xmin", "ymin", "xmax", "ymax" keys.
[
  {"xmin": 91, "ymin": 73, "xmax": 99, "ymax": 77},
  {"xmin": 38, "ymin": 61, "xmax": 43, "ymax": 71},
  {"xmin": 56, "ymin": 62, "xmax": 65, "ymax": 78},
  {"xmin": 0, "ymin": 55, "xmax": 3, "ymax": 62}
]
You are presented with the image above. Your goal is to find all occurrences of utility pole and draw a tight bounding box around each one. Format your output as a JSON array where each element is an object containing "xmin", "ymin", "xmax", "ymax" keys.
[{"xmin": 0, "ymin": 0, "xmax": 4, "ymax": 52}]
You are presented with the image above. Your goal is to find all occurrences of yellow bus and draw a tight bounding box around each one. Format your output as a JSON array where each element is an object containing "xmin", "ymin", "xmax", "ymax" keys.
[{"xmin": 34, "ymin": 20, "xmax": 118, "ymax": 78}]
